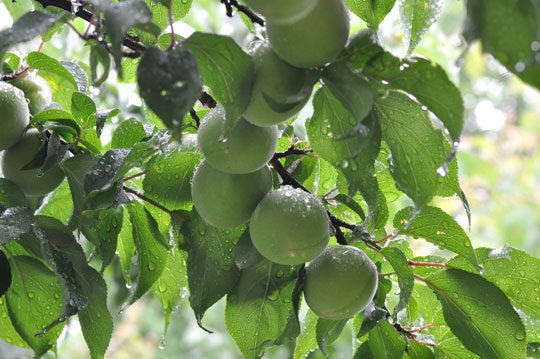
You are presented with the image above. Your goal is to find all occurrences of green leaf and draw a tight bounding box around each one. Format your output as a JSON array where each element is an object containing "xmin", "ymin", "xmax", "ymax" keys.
[
  {"xmin": 84, "ymin": 149, "xmax": 130, "ymax": 195},
  {"xmin": 0, "ymin": 178, "xmax": 29, "ymax": 208},
  {"xmin": 354, "ymin": 341, "xmax": 375, "ymax": 358},
  {"xmin": 463, "ymin": 0, "xmax": 540, "ymax": 89},
  {"xmin": 89, "ymin": 45, "xmax": 111, "ymax": 86},
  {"xmin": 234, "ymin": 230, "xmax": 264, "ymax": 270},
  {"xmin": 448, "ymin": 246, "xmax": 540, "ymax": 333},
  {"xmin": 322, "ymin": 60, "xmax": 374, "ymax": 123},
  {"xmin": 316, "ymin": 318, "xmax": 349, "ymax": 358},
  {"xmin": 150, "ymin": 249, "xmax": 188, "ymax": 335},
  {"xmin": 381, "ymin": 247, "xmax": 414, "ymax": 316},
  {"xmin": 343, "ymin": 30, "xmax": 384, "ymax": 72},
  {"xmin": 364, "ymin": 53, "xmax": 464, "ymax": 141},
  {"xmin": 394, "ymin": 206, "xmax": 480, "ymax": 270},
  {"xmin": 0, "ymin": 295, "xmax": 29, "ymax": 349},
  {"xmin": 143, "ymin": 152, "xmax": 202, "ymax": 211},
  {"xmin": 307, "ymin": 87, "xmax": 387, "ymax": 228},
  {"xmin": 345, "ymin": 0, "xmax": 396, "ymax": 30},
  {"xmin": 374, "ymin": 91, "xmax": 446, "ymax": 207},
  {"xmin": 111, "ymin": 118, "xmax": 147, "ymax": 149},
  {"xmin": 126, "ymin": 202, "xmax": 169, "ymax": 304},
  {"xmin": 412, "ymin": 283, "xmax": 479, "ymax": 359},
  {"xmin": 37, "ymin": 182, "xmax": 73, "ymax": 224},
  {"xmin": 81, "ymin": 207, "xmax": 123, "ymax": 272},
  {"xmin": 72, "ymin": 92, "xmax": 97, "ymax": 131},
  {"xmin": 0, "ymin": 249, "xmax": 11, "ymax": 297},
  {"xmin": 399, "ymin": 0, "xmax": 443, "ymax": 54},
  {"xmin": 405, "ymin": 341, "xmax": 435, "ymax": 359},
  {"xmin": 293, "ymin": 310, "xmax": 319, "ymax": 359},
  {"xmin": 177, "ymin": 210, "xmax": 242, "ymax": 328},
  {"xmin": 0, "ymin": 11, "xmax": 64, "ymax": 61},
  {"xmin": 60, "ymin": 154, "xmax": 98, "ymax": 229},
  {"xmin": 137, "ymin": 47, "xmax": 202, "ymax": 139},
  {"xmin": 1, "ymin": 0, "xmax": 32, "ymax": 21},
  {"xmin": 356, "ymin": 302, "xmax": 387, "ymax": 338},
  {"xmin": 26, "ymin": 51, "xmax": 78, "ymax": 110},
  {"xmin": 369, "ymin": 320, "xmax": 406, "ymax": 359},
  {"xmin": 5, "ymin": 256, "xmax": 64, "ymax": 357},
  {"xmin": 117, "ymin": 209, "xmax": 136, "ymax": 285},
  {"xmin": 426, "ymin": 268, "xmax": 527, "ymax": 359},
  {"xmin": 183, "ymin": 32, "xmax": 254, "ymax": 133},
  {"xmin": 35, "ymin": 216, "xmax": 113, "ymax": 359},
  {"xmin": 225, "ymin": 259, "xmax": 300, "ymax": 358}
]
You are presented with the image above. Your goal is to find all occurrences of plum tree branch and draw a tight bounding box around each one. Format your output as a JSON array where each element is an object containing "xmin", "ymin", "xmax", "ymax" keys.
[
  {"xmin": 123, "ymin": 185, "xmax": 185, "ymax": 222},
  {"xmin": 220, "ymin": 0, "xmax": 265, "ymax": 26}
]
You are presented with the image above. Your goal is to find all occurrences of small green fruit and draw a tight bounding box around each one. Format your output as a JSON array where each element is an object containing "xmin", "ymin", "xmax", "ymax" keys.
[
  {"xmin": 266, "ymin": 0, "xmax": 350, "ymax": 68},
  {"xmin": 9, "ymin": 75, "xmax": 52, "ymax": 115},
  {"xmin": 304, "ymin": 245, "xmax": 378, "ymax": 320},
  {"xmin": 244, "ymin": 42, "xmax": 312, "ymax": 127},
  {"xmin": 242, "ymin": 0, "xmax": 318, "ymax": 24},
  {"xmin": 0, "ymin": 82, "xmax": 30, "ymax": 151},
  {"xmin": 249, "ymin": 186, "xmax": 330, "ymax": 265},
  {"xmin": 2, "ymin": 129, "xmax": 65, "ymax": 197},
  {"xmin": 197, "ymin": 107, "xmax": 278, "ymax": 174},
  {"xmin": 191, "ymin": 161, "xmax": 272, "ymax": 228}
]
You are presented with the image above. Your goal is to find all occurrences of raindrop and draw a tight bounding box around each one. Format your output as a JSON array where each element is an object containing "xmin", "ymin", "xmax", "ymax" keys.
[
  {"xmin": 148, "ymin": 262, "xmax": 156, "ymax": 271},
  {"xmin": 159, "ymin": 336, "xmax": 166, "ymax": 349},
  {"xmin": 28, "ymin": 292, "xmax": 35, "ymax": 299},
  {"xmin": 513, "ymin": 329, "xmax": 526, "ymax": 341}
]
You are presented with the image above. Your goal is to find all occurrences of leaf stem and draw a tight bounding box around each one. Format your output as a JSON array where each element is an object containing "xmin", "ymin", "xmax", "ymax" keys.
[
  {"xmin": 408, "ymin": 260, "xmax": 447, "ymax": 268},
  {"xmin": 122, "ymin": 171, "xmax": 147, "ymax": 183}
]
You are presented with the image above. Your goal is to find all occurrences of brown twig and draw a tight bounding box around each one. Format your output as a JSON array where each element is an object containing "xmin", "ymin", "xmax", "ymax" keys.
[
  {"xmin": 408, "ymin": 260, "xmax": 447, "ymax": 268},
  {"xmin": 220, "ymin": 0, "xmax": 264, "ymax": 26},
  {"xmin": 123, "ymin": 186, "xmax": 185, "ymax": 222}
]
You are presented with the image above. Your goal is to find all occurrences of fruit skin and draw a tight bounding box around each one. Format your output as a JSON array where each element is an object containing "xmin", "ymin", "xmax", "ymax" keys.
[
  {"xmin": 2, "ymin": 129, "xmax": 66, "ymax": 197},
  {"xmin": 197, "ymin": 107, "xmax": 278, "ymax": 174},
  {"xmin": 0, "ymin": 82, "xmax": 30, "ymax": 151},
  {"xmin": 266, "ymin": 0, "xmax": 350, "ymax": 68},
  {"xmin": 249, "ymin": 186, "xmax": 330, "ymax": 265},
  {"xmin": 9, "ymin": 75, "xmax": 52, "ymax": 115},
  {"xmin": 304, "ymin": 245, "xmax": 378, "ymax": 320},
  {"xmin": 244, "ymin": 42, "xmax": 313, "ymax": 127},
  {"xmin": 242, "ymin": 0, "xmax": 318, "ymax": 24},
  {"xmin": 191, "ymin": 160, "xmax": 273, "ymax": 228}
]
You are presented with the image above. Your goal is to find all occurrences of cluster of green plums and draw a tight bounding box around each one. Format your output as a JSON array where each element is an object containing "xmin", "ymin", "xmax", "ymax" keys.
[
  {"xmin": 192, "ymin": 0, "xmax": 378, "ymax": 320},
  {"xmin": 0, "ymin": 75, "xmax": 65, "ymax": 197}
]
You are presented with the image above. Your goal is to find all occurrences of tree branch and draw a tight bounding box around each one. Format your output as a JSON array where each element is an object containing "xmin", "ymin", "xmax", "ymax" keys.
[
  {"xmin": 34, "ymin": 0, "xmax": 146, "ymax": 54},
  {"xmin": 123, "ymin": 185, "xmax": 185, "ymax": 222},
  {"xmin": 220, "ymin": 0, "xmax": 265, "ymax": 26}
]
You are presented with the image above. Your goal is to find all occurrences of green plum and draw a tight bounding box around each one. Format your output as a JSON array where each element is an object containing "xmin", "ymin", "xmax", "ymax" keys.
[
  {"xmin": 191, "ymin": 160, "xmax": 272, "ymax": 228},
  {"xmin": 197, "ymin": 107, "xmax": 278, "ymax": 174},
  {"xmin": 9, "ymin": 75, "xmax": 52, "ymax": 115},
  {"xmin": 304, "ymin": 245, "xmax": 378, "ymax": 320},
  {"xmin": 242, "ymin": 0, "xmax": 318, "ymax": 24},
  {"xmin": 2, "ymin": 129, "xmax": 65, "ymax": 197},
  {"xmin": 0, "ymin": 82, "xmax": 30, "ymax": 151},
  {"xmin": 244, "ymin": 42, "xmax": 313, "ymax": 127},
  {"xmin": 266, "ymin": 0, "xmax": 350, "ymax": 68},
  {"xmin": 249, "ymin": 186, "xmax": 330, "ymax": 265}
]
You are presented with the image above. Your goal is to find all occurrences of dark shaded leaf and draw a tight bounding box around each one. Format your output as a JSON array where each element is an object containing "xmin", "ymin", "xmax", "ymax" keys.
[
  {"xmin": 176, "ymin": 209, "xmax": 242, "ymax": 328},
  {"xmin": 0, "ymin": 207, "xmax": 34, "ymax": 245},
  {"xmin": 316, "ymin": 318, "xmax": 349, "ymax": 358},
  {"xmin": 0, "ymin": 11, "xmax": 64, "ymax": 61},
  {"xmin": 137, "ymin": 47, "xmax": 202, "ymax": 139},
  {"xmin": 126, "ymin": 202, "xmax": 169, "ymax": 304},
  {"xmin": 343, "ymin": 30, "xmax": 384, "ymax": 72},
  {"xmin": 0, "ymin": 249, "xmax": 11, "ymax": 297},
  {"xmin": 0, "ymin": 179, "xmax": 29, "ymax": 208},
  {"xmin": 60, "ymin": 60, "xmax": 88, "ymax": 93}
]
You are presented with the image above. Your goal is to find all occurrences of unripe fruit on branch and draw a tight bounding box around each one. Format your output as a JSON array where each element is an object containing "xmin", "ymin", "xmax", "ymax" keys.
[
  {"xmin": 197, "ymin": 107, "xmax": 278, "ymax": 174},
  {"xmin": 1, "ymin": 129, "xmax": 65, "ymax": 197},
  {"xmin": 266, "ymin": 0, "xmax": 350, "ymax": 68},
  {"xmin": 9, "ymin": 75, "xmax": 52, "ymax": 115},
  {"xmin": 0, "ymin": 82, "xmax": 30, "ymax": 151},
  {"xmin": 304, "ymin": 245, "xmax": 378, "ymax": 320},
  {"xmin": 244, "ymin": 42, "xmax": 313, "ymax": 127},
  {"xmin": 242, "ymin": 0, "xmax": 318, "ymax": 24},
  {"xmin": 249, "ymin": 186, "xmax": 330, "ymax": 265},
  {"xmin": 191, "ymin": 160, "xmax": 273, "ymax": 228}
]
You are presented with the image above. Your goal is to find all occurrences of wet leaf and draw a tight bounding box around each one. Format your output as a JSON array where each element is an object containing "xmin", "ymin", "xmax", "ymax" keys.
[
  {"xmin": 399, "ymin": 0, "xmax": 443, "ymax": 54},
  {"xmin": 346, "ymin": 0, "xmax": 396, "ymax": 30},
  {"xmin": 369, "ymin": 320, "xmax": 406, "ymax": 359},
  {"xmin": 381, "ymin": 247, "xmax": 414, "ymax": 316},
  {"xmin": 316, "ymin": 318, "xmax": 349, "ymax": 357}
]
